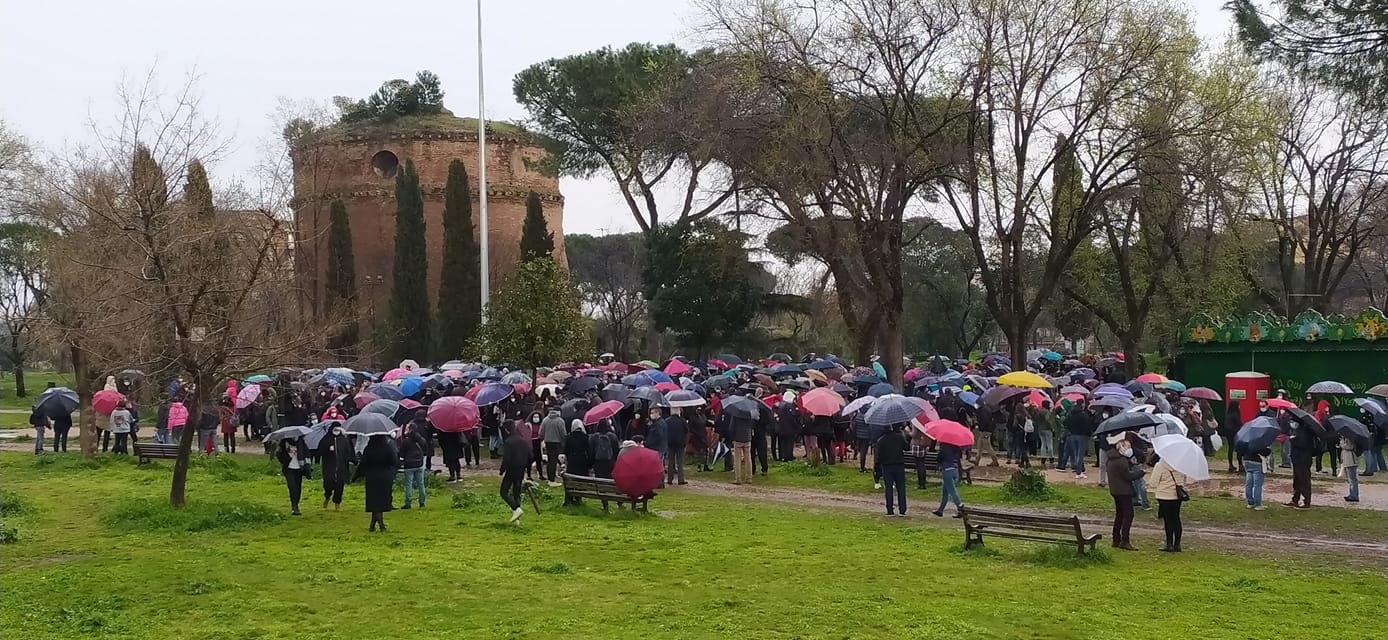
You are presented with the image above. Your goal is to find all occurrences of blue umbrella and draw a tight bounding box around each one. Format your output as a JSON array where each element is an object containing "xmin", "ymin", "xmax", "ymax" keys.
[
  {"xmin": 623, "ymin": 374, "xmax": 649, "ymax": 387},
  {"xmin": 361, "ymin": 399, "xmax": 401, "ymax": 419},
  {"xmin": 303, "ymin": 421, "xmax": 339, "ymax": 450},
  {"xmin": 474, "ymin": 382, "xmax": 514, "ymax": 407},
  {"xmin": 475, "ymin": 367, "xmax": 502, "ymax": 381},
  {"xmin": 367, "ymin": 383, "xmax": 405, "ymax": 401},
  {"xmin": 394, "ymin": 376, "xmax": 424, "ymax": 397},
  {"xmin": 867, "ymin": 382, "xmax": 896, "ymax": 397},
  {"xmin": 35, "ymin": 387, "xmax": 79, "ymax": 418},
  {"xmin": 1235, "ymin": 416, "xmax": 1281, "ymax": 456},
  {"xmin": 871, "ymin": 361, "xmax": 888, "ymax": 379},
  {"xmin": 863, "ymin": 395, "xmax": 924, "ymax": 426},
  {"xmin": 852, "ymin": 374, "xmax": 885, "ymax": 386},
  {"xmin": 958, "ymin": 391, "xmax": 980, "ymax": 408},
  {"xmin": 1043, "ymin": 351, "xmax": 1062, "ymax": 361},
  {"xmin": 806, "ymin": 359, "xmax": 839, "ymax": 371},
  {"xmin": 681, "ymin": 381, "xmax": 708, "ymax": 396},
  {"xmin": 642, "ymin": 370, "xmax": 673, "ymax": 384}
]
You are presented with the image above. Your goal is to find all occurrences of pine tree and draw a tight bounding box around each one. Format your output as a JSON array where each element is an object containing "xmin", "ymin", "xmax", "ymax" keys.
[
  {"xmin": 325, "ymin": 199, "xmax": 359, "ymax": 352},
  {"xmin": 519, "ymin": 190, "xmax": 554, "ymax": 260},
  {"xmin": 388, "ymin": 159, "xmax": 432, "ymax": 362},
  {"xmin": 435, "ymin": 160, "xmax": 480, "ymax": 360}
]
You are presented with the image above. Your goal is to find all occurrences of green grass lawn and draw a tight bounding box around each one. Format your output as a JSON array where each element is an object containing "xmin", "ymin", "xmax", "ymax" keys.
[
  {"xmin": 0, "ymin": 370, "xmax": 74, "ymax": 412},
  {"xmin": 1, "ymin": 452, "xmax": 1383, "ymax": 640},
  {"xmin": 697, "ymin": 460, "xmax": 1388, "ymax": 542}
]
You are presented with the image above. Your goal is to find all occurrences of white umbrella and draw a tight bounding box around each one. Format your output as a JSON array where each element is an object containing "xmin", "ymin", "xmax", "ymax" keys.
[
  {"xmin": 1152, "ymin": 434, "xmax": 1209, "ymax": 481},
  {"xmin": 841, "ymin": 396, "xmax": 877, "ymax": 416}
]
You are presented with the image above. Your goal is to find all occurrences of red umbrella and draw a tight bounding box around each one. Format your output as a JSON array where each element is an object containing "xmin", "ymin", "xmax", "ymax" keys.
[
  {"xmin": 654, "ymin": 381, "xmax": 680, "ymax": 392},
  {"xmin": 583, "ymin": 400, "xmax": 625, "ymax": 426},
  {"xmin": 1267, "ymin": 398, "xmax": 1296, "ymax": 410},
  {"xmin": 399, "ymin": 398, "xmax": 422, "ymax": 410},
  {"xmin": 1135, "ymin": 373, "xmax": 1167, "ymax": 383},
  {"xmin": 513, "ymin": 382, "xmax": 532, "ymax": 396},
  {"xmin": 664, "ymin": 359, "xmax": 691, "ymax": 376},
  {"xmin": 801, "ymin": 387, "xmax": 846, "ymax": 417},
  {"xmin": 707, "ymin": 359, "xmax": 729, "ymax": 371},
  {"xmin": 1027, "ymin": 390, "xmax": 1049, "ymax": 407},
  {"xmin": 354, "ymin": 392, "xmax": 380, "ymax": 409},
  {"xmin": 922, "ymin": 419, "xmax": 975, "ymax": 446},
  {"xmin": 1183, "ymin": 387, "xmax": 1222, "ymax": 401},
  {"xmin": 612, "ymin": 446, "xmax": 664, "ymax": 498},
  {"xmin": 92, "ymin": 390, "xmax": 125, "ymax": 415},
  {"xmin": 428, "ymin": 396, "xmax": 480, "ymax": 432}
]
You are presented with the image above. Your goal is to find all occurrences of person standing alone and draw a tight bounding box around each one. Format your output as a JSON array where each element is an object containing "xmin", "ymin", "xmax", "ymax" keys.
[
  {"xmin": 500, "ymin": 421, "xmax": 531, "ymax": 524},
  {"xmin": 875, "ymin": 424, "xmax": 909, "ymax": 517}
]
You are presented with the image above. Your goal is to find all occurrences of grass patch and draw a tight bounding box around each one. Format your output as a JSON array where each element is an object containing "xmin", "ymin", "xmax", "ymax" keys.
[
  {"xmin": 999, "ymin": 468, "xmax": 1058, "ymax": 502},
  {"xmin": 0, "ymin": 526, "xmax": 18, "ymax": 543},
  {"xmin": 0, "ymin": 370, "xmax": 74, "ymax": 412},
  {"xmin": 102, "ymin": 497, "xmax": 284, "ymax": 533},
  {"xmin": 1, "ymin": 490, "xmax": 28, "ymax": 516},
  {"xmin": 1019, "ymin": 545, "xmax": 1113, "ymax": 568},
  {"xmin": 0, "ymin": 451, "xmax": 1382, "ymax": 640}
]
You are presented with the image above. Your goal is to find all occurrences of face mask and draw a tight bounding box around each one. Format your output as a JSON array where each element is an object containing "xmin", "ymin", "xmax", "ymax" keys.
[
  {"xmin": 531, "ymin": 418, "xmax": 541, "ymax": 424},
  {"xmin": 1121, "ymin": 448, "xmax": 1133, "ymax": 458}
]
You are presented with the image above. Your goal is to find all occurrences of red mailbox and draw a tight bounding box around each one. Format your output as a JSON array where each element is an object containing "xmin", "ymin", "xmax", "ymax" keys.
[{"xmin": 1225, "ymin": 371, "xmax": 1271, "ymax": 424}]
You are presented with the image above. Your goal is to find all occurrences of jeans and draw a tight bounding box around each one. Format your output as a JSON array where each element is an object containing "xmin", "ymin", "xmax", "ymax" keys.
[
  {"xmin": 154, "ymin": 427, "xmax": 169, "ymax": 444},
  {"xmin": 545, "ymin": 442, "xmax": 563, "ymax": 481},
  {"xmin": 665, "ymin": 448, "xmax": 686, "ymax": 484},
  {"xmin": 881, "ymin": 463, "xmax": 906, "ymax": 515},
  {"xmin": 1244, "ymin": 465, "xmax": 1264, "ymax": 507},
  {"xmin": 733, "ymin": 441, "xmax": 753, "ymax": 484},
  {"xmin": 1067, "ymin": 435, "xmax": 1088, "ymax": 475},
  {"xmin": 1279, "ymin": 442, "xmax": 1292, "ymax": 467},
  {"xmin": 937, "ymin": 466, "xmax": 962, "ymax": 514},
  {"xmin": 33, "ymin": 424, "xmax": 46, "ymax": 453},
  {"xmin": 401, "ymin": 467, "xmax": 426, "ymax": 506},
  {"xmin": 1363, "ymin": 447, "xmax": 1384, "ymax": 474},
  {"xmin": 1346, "ymin": 465, "xmax": 1359, "ymax": 500},
  {"xmin": 1111, "ymin": 495, "xmax": 1134, "ymax": 546},
  {"xmin": 1157, "ymin": 498, "xmax": 1182, "ymax": 549},
  {"xmin": 1057, "ymin": 433, "xmax": 1071, "ymax": 469},
  {"xmin": 52, "ymin": 427, "xmax": 69, "ymax": 452},
  {"xmin": 1132, "ymin": 477, "xmax": 1149, "ymax": 509},
  {"xmin": 112, "ymin": 432, "xmax": 129, "ymax": 455}
]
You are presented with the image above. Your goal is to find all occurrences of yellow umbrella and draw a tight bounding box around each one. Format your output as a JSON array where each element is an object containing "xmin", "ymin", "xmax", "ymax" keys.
[{"xmin": 996, "ymin": 371, "xmax": 1054, "ymax": 389}]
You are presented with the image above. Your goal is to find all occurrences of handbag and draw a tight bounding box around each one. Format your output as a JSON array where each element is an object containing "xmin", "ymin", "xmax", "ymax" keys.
[{"xmin": 1170, "ymin": 470, "xmax": 1190, "ymax": 502}]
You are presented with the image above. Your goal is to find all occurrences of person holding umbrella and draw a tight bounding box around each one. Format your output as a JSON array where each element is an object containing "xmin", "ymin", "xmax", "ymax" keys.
[
  {"xmin": 275, "ymin": 436, "xmax": 310, "ymax": 516},
  {"xmin": 353, "ymin": 433, "xmax": 399, "ymax": 532},
  {"xmin": 875, "ymin": 423, "xmax": 909, "ymax": 517},
  {"xmin": 318, "ymin": 423, "xmax": 353, "ymax": 510},
  {"xmin": 1285, "ymin": 411, "xmax": 1317, "ymax": 509},
  {"xmin": 500, "ymin": 420, "xmax": 531, "ymax": 524},
  {"xmin": 1105, "ymin": 435, "xmax": 1145, "ymax": 550}
]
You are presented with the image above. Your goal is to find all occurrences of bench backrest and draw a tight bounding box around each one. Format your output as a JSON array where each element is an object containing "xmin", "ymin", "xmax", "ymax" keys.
[
  {"xmin": 562, "ymin": 474, "xmax": 617, "ymax": 492},
  {"xmin": 961, "ymin": 507, "xmax": 1080, "ymax": 536}
]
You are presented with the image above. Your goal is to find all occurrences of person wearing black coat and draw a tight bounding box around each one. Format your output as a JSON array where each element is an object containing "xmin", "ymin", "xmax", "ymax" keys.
[
  {"xmin": 664, "ymin": 411, "xmax": 689, "ymax": 485},
  {"xmin": 317, "ymin": 425, "xmax": 354, "ymax": 510},
  {"xmin": 353, "ymin": 435, "xmax": 399, "ymax": 532},
  {"xmin": 774, "ymin": 401, "xmax": 800, "ymax": 463},
  {"xmin": 687, "ymin": 409, "xmax": 710, "ymax": 471},
  {"xmin": 276, "ymin": 438, "xmax": 311, "ymax": 516},
  {"xmin": 1285, "ymin": 416, "xmax": 1316, "ymax": 508},
  {"xmin": 436, "ymin": 429, "xmax": 464, "ymax": 482},
  {"xmin": 564, "ymin": 423, "xmax": 591, "ymax": 477},
  {"xmin": 875, "ymin": 425, "xmax": 909, "ymax": 516},
  {"xmin": 1222, "ymin": 402, "xmax": 1244, "ymax": 473},
  {"xmin": 500, "ymin": 421, "xmax": 531, "ymax": 523}
]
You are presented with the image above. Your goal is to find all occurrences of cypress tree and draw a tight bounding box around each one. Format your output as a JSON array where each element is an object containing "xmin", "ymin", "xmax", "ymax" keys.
[
  {"xmin": 388, "ymin": 159, "xmax": 432, "ymax": 362},
  {"xmin": 325, "ymin": 199, "xmax": 359, "ymax": 352},
  {"xmin": 519, "ymin": 190, "xmax": 554, "ymax": 260},
  {"xmin": 183, "ymin": 160, "xmax": 214, "ymax": 220},
  {"xmin": 435, "ymin": 160, "xmax": 481, "ymax": 360}
]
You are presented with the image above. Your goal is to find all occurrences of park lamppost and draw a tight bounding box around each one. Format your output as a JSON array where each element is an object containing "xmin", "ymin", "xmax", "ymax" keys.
[{"xmin": 477, "ymin": 0, "xmax": 490, "ymax": 323}]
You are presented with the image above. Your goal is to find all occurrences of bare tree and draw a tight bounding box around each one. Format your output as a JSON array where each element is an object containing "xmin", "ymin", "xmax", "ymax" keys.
[{"xmin": 30, "ymin": 70, "xmax": 333, "ymax": 504}]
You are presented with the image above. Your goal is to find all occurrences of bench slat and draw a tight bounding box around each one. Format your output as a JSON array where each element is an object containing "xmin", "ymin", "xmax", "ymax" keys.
[{"xmin": 962, "ymin": 508, "xmax": 1079, "ymax": 526}]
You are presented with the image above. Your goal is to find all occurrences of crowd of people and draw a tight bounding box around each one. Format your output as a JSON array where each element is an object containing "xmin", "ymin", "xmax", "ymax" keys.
[{"xmin": 26, "ymin": 353, "xmax": 1387, "ymax": 548}]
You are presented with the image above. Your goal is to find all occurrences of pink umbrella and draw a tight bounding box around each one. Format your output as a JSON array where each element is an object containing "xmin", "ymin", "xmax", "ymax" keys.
[
  {"xmin": 383, "ymin": 367, "xmax": 411, "ymax": 381},
  {"xmin": 353, "ymin": 392, "xmax": 380, "ymax": 409},
  {"xmin": 442, "ymin": 369, "xmax": 464, "ymax": 380},
  {"xmin": 235, "ymin": 383, "xmax": 262, "ymax": 409},
  {"xmin": 801, "ymin": 387, "xmax": 846, "ymax": 417},
  {"xmin": 583, "ymin": 400, "xmax": 625, "ymax": 426},
  {"xmin": 399, "ymin": 398, "xmax": 422, "ymax": 411},
  {"xmin": 612, "ymin": 446, "xmax": 664, "ymax": 498},
  {"xmin": 1027, "ymin": 390, "xmax": 1049, "ymax": 408},
  {"xmin": 92, "ymin": 390, "xmax": 126, "ymax": 415},
  {"xmin": 654, "ymin": 381, "xmax": 680, "ymax": 392},
  {"xmin": 904, "ymin": 368, "xmax": 923, "ymax": 382},
  {"xmin": 512, "ymin": 382, "xmax": 532, "ymax": 396},
  {"xmin": 167, "ymin": 402, "xmax": 188, "ymax": 428},
  {"xmin": 909, "ymin": 396, "xmax": 940, "ymax": 422},
  {"xmin": 1183, "ymin": 387, "xmax": 1222, "ymax": 401},
  {"xmin": 706, "ymin": 359, "xmax": 729, "ymax": 371},
  {"xmin": 465, "ymin": 385, "xmax": 483, "ymax": 401},
  {"xmin": 922, "ymin": 419, "xmax": 975, "ymax": 446},
  {"xmin": 664, "ymin": 359, "xmax": 691, "ymax": 376},
  {"xmin": 428, "ymin": 396, "xmax": 480, "ymax": 432}
]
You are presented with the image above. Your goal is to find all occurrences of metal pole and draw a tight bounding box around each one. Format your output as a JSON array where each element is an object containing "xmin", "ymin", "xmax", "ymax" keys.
[{"xmin": 477, "ymin": 0, "xmax": 490, "ymax": 322}]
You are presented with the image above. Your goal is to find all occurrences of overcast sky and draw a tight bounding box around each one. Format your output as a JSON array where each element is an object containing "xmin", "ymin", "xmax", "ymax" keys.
[{"xmin": 0, "ymin": 0, "xmax": 1235, "ymax": 236}]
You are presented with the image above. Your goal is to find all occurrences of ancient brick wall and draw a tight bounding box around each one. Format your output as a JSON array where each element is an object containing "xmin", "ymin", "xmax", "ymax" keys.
[{"xmin": 291, "ymin": 121, "xmax": 566, "ymax": 320}]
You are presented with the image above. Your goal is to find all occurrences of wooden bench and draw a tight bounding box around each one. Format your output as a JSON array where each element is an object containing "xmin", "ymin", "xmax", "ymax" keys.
[
  {"xmin": 902, "ymin": 451, "xmax": 973, "ymax": 485},
  {"xmin": 561, "ymin": 473, "xmax": 654, "ymax": 513},
  {"xmin": 133, "ymin": 442, "xmax": 181, "ymax": 464},
  {"xmin": 960, "ymin": 506, "xmax": 1101, "ymax": 555}
]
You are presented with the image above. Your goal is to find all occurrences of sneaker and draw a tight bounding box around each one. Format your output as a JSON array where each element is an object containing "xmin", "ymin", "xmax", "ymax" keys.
[
  {"xmin": 401, "ymin": 504, "xmax": 412, "ymax": 510},
  {"xmin": 291, "ymin": 510, "xmax": 301, "ymax": 516},
  {"xmin": 885, "ymin": 512, "xmax": 895, "ymax": 517},
  {"xmin": 1282, "ymin": 501, "xmax": 1298, "ymax": 508},
  {"xmin": 931, "ymin": 510, "xmax": 943, "ymax": 517},
  {"xmin": 1252, "ymin": 505, "xmax": 1266, "ymax": 511},
  {"xmin": 1344, "ymin": 497, "xmax": 1359, "ymax": 503},
  {"xmin": 1295, "ymin": 504, "xmax": 1310, "ymax": 509},
  {"xmin": 874, "ymin": 483, "xmax": 882, "ymax": 490},
  {"xmin": 510, "ymin": 507, "xmax": 523, "ymax": 524},
  {"xmin": 1245, "ymin": 504, "xmax": 1253, "ymax": 509},
  {"xmin": 951, "ymin": 512, "xmax": 964, "ymax": 518},
  {"xmin": 1077, "ymin": 473, "xmax": 1088, "ymax": 479}
]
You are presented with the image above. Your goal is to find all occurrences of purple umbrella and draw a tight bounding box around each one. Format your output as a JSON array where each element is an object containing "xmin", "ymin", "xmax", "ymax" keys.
[
  {"xmin": 1093, "ymin": 383, "xmax": 1133, "ymax": 399},
  {"xmin": 473, "ymin": 382, "xmax": 515, "ymax": 407},
  {"xmin": 1091, "ymin": 395, "xmax": 1134, "ymax": 410}
]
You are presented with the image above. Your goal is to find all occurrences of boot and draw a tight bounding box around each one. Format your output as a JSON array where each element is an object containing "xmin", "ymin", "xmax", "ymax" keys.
[{"xmin": 323, "ymin": 497, "xmax": 330, "ymax": 510}]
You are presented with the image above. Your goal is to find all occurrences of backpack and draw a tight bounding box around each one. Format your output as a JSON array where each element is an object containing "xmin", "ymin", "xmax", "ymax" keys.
[
  {"xmin": 593, "ymin": 432, "xmax": 615, "ymax": 462},
  {"xmin": 1023, "ymin": 417, "xmax": 1035, "ymax": 434}
]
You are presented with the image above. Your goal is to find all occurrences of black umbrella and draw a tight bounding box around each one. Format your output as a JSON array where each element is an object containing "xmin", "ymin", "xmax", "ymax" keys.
[
  {"xmin": 118, "ymin": 369, "xmax": 145, "ymax": 379},
  {"xmin": 1326, "ymin": 415, "xmax": 1371, "ymax": 449},
  {"xmin": 1286, "ymin": 407, "xmax": 1328, "ymax": 437},
  {"xmin": 303, "ymin": 421, "xmax": 339, "ymax": 450},
  {"xmin": 264, "ymin": 425, "xmax": 311, "ymax": 444},
  {"xmin": 601, "ymin": 383, "xmax": 631, "ymax": 402},
  {"xmin": 627, "ymin": 386, "xmax": 669, "ymax": 407},
  {"xmin": 345, "ymin": 412, "xmax": 394, "ymax": 436},
  {"xmin": 560, "ymin": 398, "xmax": 591, "ymax": 423},
  {"xmin": 1094, "ymin": 412, "xmax": 1165, "ymax": 438},
  {"xmin": 767, "ymin": 352, "xmax": 792, "ymax": 363},
  {"xmin": 567, "ymin": 376, "xmax": 601, "ymax": 395},
  {"xmin": 721, "ymin": 395, "xmax": 760, "ymax": 419},
  {"xmin": 34, "ymin": 387, "xmax": 79, "ymax": 419},
  {"xmin": 1235, "ymin": 416, "xmax": 1281, "ymax": 456},
  {"xmin": 717, "ymin": 354, "xmax": 744, "ymax": 366},
  {"xmin": 981, "ymin": 385, "xmax": 1029, "ymax": 409}
]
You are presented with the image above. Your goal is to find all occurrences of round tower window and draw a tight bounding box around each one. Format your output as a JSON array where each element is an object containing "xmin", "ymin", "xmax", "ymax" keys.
[{"xmin": 371, "ymin": 150, "xmax": 399, "ymax": 178}]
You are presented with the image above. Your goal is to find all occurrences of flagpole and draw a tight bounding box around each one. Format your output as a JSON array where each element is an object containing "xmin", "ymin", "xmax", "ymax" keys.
[{"xmin": 476, "ymin": 0, "xmax": 490, "ymax": 322}]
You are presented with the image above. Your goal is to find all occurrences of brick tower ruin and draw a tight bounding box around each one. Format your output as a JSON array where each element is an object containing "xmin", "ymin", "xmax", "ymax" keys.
[{"xmin": 290, "ymin": 115, "xmax": 566, "ymax": 324}]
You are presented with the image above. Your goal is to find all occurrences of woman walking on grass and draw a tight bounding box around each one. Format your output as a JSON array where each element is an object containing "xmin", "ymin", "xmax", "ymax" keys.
[
  {"xmin": 276, "ymin": 438, "xmax": 309, "ymax": 516},
  {"xmin": 354, "ymin": 435, "xmax": 398, "ymax": 532}
]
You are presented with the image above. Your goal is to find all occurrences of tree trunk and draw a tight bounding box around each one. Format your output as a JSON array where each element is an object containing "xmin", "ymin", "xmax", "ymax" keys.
[
  {"xmin": 72, "ymin": 346, "xmax": 96, "ymax": 459},
  {"xmin": 12, "ymin": 363, "xmax": 25, "ymax": 398},
  {"xmin": 1122, "ymin": 338, "xmax": 1142, "ymax": 379},
  {"xmin": 879, "ymin": 306, "xmax": 905, "ymax": 389},
  {"xmin": 169, "ymin": 372, "xmax": 210, "ymax": 508}
]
